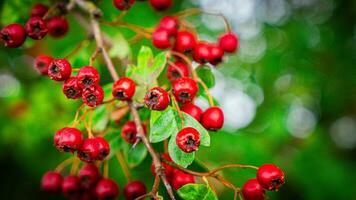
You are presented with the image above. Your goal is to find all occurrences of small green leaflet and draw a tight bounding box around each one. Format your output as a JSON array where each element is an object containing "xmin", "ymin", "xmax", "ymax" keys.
[
  {"xmin": 196, "ymin": 65, "xmax": 215, "ymax": 88},
  {"xmin": 178, "ymin": 184, "xmax": 218, "ymax": 200},
  {"xmin": 122, "ymin": 142, "xmax": 148, "ymax": 168},
  {"xmin": 149, "ymin": 107, "xmax": 180, "ymax": 143}
]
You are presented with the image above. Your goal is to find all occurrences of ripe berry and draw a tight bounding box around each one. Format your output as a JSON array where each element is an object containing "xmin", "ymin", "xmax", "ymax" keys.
[
  {"xmin": 172, "ymin": 77, "xmax": 198, "ymax": 104},
  {"xmin": 193, "ymin": 42, "xmax": 211, "ymax": 64},
  {"xmin": 201, "ymin": 107, "xmax": 224, "ymax": 131},
  {"xmin": 176, "ymin": 127, "xmax": 200, "ymax": 153},
  {"xmin": 62, "ymin": 77, "xmax": 82, "ymax": 99},
  {"xmin": 158, "ymin": 16, "xmax": 179, "ymax": 36},
  {"xmin": 149, "ymin": 0, "xmax": 172, "ymax": 11},
  {"xmin": 47, "ymin": 16, "xmax": 69, "ymax": 38},
  {"xmin": 0, "ymin": 24, "xmax": 26, "ymax": 48},
  {"xmin": 242, "ymin": 179, "xmax": 266, "ymax": 200},
  {"xmin": 124, "ymin": 181, "xmax": 147, "ymax": 200},
  {"xmin": 77, "ymin": 66, "xmax": 100, "ymax": 89},
  {"xmin": 121, "ymin": 121, "xmax": 147, "ymax": 144},
  {"xmin": 30, "ymin": 3, "xmax": 49, "ymax": 17},
  {"xmin": 180, "ymin": 103, "xmax": 203, "ymax": 122},
  {"xmin": 174, "ymin": 31, "xmax": 197, "ymax": 54},
  {"xmin": 112, "ymin": 77, "xmax": 136, "ymax": 101},
  {"xmin": 113, "ymin": 0, "xmax": 135, "ymax": 10},
  {"xmin": 151, "ymin": 153, "xmax": 174, "ymax": 181},
  {"xmin": 166, "ymin": 61, "xmax": 189, "ymax": 82},
  {"xmin": 25, "ymin": 17, "xmax": 48, "ymax": 40},
  {"xmin": 77, "ymin": 138, "xmax": 100, "ymax": 162},
  {"xmin": 82, "ymin": 84, "xmax": 104, "ymax": 107},
  {"xmin": 256, "ymin": 164, "xmax": 285, "ymax": 191},
  {"xmin": 61, "ymin": 175, "xmax": 81, "ymax": 198},
  {"xmin": 218, "ymin": 32, "xmax": 239, "ymax": 53},
  {"xmin": 95, "ymin": 178, "xmax": 120, "ymax": 199},
  {"xmin": 78, "ymin": 164, "xmax": 101, "ymax": 190},
  {"xmin": 94, "ymin": 137, "xmax": 110, "ymax": 160},
  {"xmin": 144, "ymin": 87, "xmax": 170, "ymax": 111},
  {"xmin": 208, "ymin": 44, "xmax": 224, "ymax": 65},
  {"xmin": 34, "ymin": 55, "xmax": 53, "ymax": 75},
  {"xmin": 152, "ymin": 28, "xmax": 173, "ymax": 49},
  {"xmin": 41, "ymin": 171, "xmax": 63, "ymax": 192},
  {"xmin": 48, "ymin": 58, "xmax": 72, "ymax": 81},
  {"xmin": 54, "ymin": 127, "xmax": 83, "ymax": 152},
  {"xmin": 172, "ymin": 171, "xmax": 195, "ymax": 190}
]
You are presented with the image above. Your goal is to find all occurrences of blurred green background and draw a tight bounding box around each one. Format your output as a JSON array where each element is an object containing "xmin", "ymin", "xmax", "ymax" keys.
[{"xmin": 0, "ymin": 0, "xmax": 356, "ymax": 199}]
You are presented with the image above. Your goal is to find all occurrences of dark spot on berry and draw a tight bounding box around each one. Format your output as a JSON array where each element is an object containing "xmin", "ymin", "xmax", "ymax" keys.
[
  {"xmin": 148, "ymin": 93, "xmax": 158, "ymax": 106},
  {"xmin": 87, "ymin": 94, "xmax": 97, "ymax": 103},
  {"xmin": 78, "ymin": 151, "xmax": 91, "ymax": 162},
  {"xmin": 186, "ymin": 136, "xmax": 196, "ymax": 148},
  {"xmin": 32, "ymin": 23, "xmax": 41, "ymax": 33},
  {"xmin": 38, "ymin": 62, "xmax": 46, "ymax": 69},
  {"xmin": 172, "ymin": 70, "xmax": 181, "ymax": 79},
  {"xmin": 271, "ymin": 178, "xmax": 283, "ymax": 189},
  {"xmin": 50, "ymin": 65, "xmax": 60, "ymax": 73},
  {"xmin": 82, "ymin": 77, "xmax": 93, "ymax": 86},
  {"xmin": 54, "ymin": 27, "xmax": 63, "ymax": 35},
  {"xmin": 61, "ymin": 145, "xmax": 72, "ymax": 152},
  {"xmin": 116, "ymin": 91, "xmax": 126, "ymax": 99},
  {"xmin": 179, "ymin": 92, "xmax": 190, "ymax": 101}
]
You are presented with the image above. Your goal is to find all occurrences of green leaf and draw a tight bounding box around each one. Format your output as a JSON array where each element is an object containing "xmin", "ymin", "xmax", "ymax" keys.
[
  {"xmin": 137, "ymin": 46, "xmax": 154, "ymax": 70},
  {"xmin": 102, "ymin": 83, "xmax": 114, "ymax": 100},
  {"xmin": 150, "ymin": 106, "xmax": 180, "ymax": 143},
  {"xmin": 109, "ymin": 32, "xmax": 131, "ymax": 59},
  {"xmin": 178, "ymin": 184, "xmax": 218, "ymax": 200},
  {"xmin": 91, "ymin": 104, "xmax": 110, "ymax": 132},
  {"xmin": 182, "ymin": 112, "xmax": 210, "ymax": 146},
  {"xmin": 104, "ymin": 132, "xmax": 122, "ymax": 159},
  {"xmin": 122, "ymin": 142, "xmax": 148, "ymax": 168},
  {"xmin": 168, "ymin": 135, "xmax": 195, "ymax": 168},
  {"xmin": 196, "ymin": 66, "xmax": 215, "ymax": 88}
]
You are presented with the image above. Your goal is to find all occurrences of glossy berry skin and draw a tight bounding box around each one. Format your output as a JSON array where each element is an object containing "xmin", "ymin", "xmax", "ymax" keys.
[
  {"xmin": 193, "ymin": 42, "xmax": 211, "ymax": 64},
  {"xmin": 172, "ymin": 77, "xmax": 198, "ymax": 104},
  {"xmin": 149, "ymin": 0, "xmax": 172, "ymax": 11},
  {"xmin": 77, "ymin": 138, "xmax": 100, "ymax": 162},
  {"xmin": 201, "ymin": 107, "xmax": 224, "ymax": 131},
  {"xmin": 208, "ymin": 44, "xmax": 224, "ymax": 65},
  {"xmin": 77, "ymin": 66, "xmax": 100, "ymax": 89},
  {"xmin": 54, "ymin": 127, "xmax": 83, "ymax": 152},
  {"xmin": 256, "ymin": 164, "xmax": 285, "ymax": 191},
  {"xmin": 61, "ymin": 175, "xmax": 81, "ymax": 197},
  {"xmin": 82, "ymin": 84, "xmax": 104, "ymax": 107},
  {"xmin": 158, "ymin": 16, "xmax": 179, "ymax": 36},
  {"xmin": 124, "ymin": 181, "xmax": 147, "ymax": 200},
  {"xmin": 167, "ymin": 61, "xmax": 189, "ymax": 82},
  {"xmin": 30, "ymin": 3, "xmax": 49, "ymax": 17},
  {"xmin": 151, "ymin": 153, "xmax": 175, "ymax": 182},
  {"xmin": 34, "ymin": 55, "xmax": 53, "ymax": 75},
  {"xmin": 48, "ymin": 58, "xmax": 72, "ymax": 81},
  {"xmin": 180, "ymin": 103, "xmax": 203, "ymax": 122},
  {"xmin": 62, "ymin": 77, "xmax": 82, "ymax": 99},
  {"xmin": 218, "ymin": 32, "xmax": 239, "ymax": 53},
  {"xmin": 78, "ymin": 164, "xmax": 101, "ymax": 190},
  {"xmin": 47, "ymin": 16, "xmax": 69, "ymax": 38},
  {"xmin": 174, "ymin": 31, "xmax": 197, "ymax": 54},
  {"xmin": 121, "ymin": 121, "xmax": 147, "ymax": 144},
  {"xmin": 152, "ymin": 28, "xmax": 172, "ymax": 49},
  {"xmin": 172, "ymin": 171, "xmax": 195, "ymax": 190},
  {"xmin": 242, "ymin": 179, "xmax": 266, "ymax": 200},
  {"xmin": 113, "ymin": 0, "xmax": 135, "ymax": 10},
  {"xmin": 144, "ymin": 87, "xmax": 170, "ymax": 111},
  {"xmin": 94, "ymin": 137, "xmax": 110, "ymax": 160},
  {"xmin": 0, "ymin": 24, "xmax": 26, "ymax": 48},
  {"xmin": 176, "ymin": 127, "xmax": 200, "ymax": 153},
  {"xmin": 41, "ymin": 171, "xmax": 63, "ymax": 192},
  {"xmin": 112, "ymin": 77, "xmax": 136, "ymax": 101},
  {"xmin": 95, "ymin": 178, "xmax": 119, "ymax": 200},
  {"xmin": 25, "ymin": 17, "xmax": 48, "ymax": 40}
]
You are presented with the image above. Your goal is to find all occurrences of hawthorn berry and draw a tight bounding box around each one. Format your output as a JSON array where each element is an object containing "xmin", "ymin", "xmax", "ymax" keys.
[
  {"xmin": 152, "ymin": 28, "xmax": 173, "ymax": 49},
  {"xmin": 124, "ymin": 180, "xmax": 147, "ymax": 200},
  {"xmin": 176, "ymin": 127, "xmax": 201, "ymax": 153},
  {"xmin": 95, "ymin": 178, "xmax": 120, "ymax": 199},
  {"xmin": 77, "ymin": 138, "xmax": 100, "ymax": 162},
  {"xmin": 121, "ymin": 121, "xmax": 147, "ymax": 144},
  {"xmin": 113, "ymin": 0, "xmax": 135, "ymax": 10},
  {"xmin": 30, "ymin": 3, "xmax": 49, "ymax": 18},
  {"xmin": 172, "ymin": 171, "xmax": 195, "ymax": 190},
  {"xmin": 242, "ymin": 179, "xmax": 266, "ymax": 200},
  {"xmin": 34, "ymin": 55, "xmax": 53, "ymax": 75},
  {"xmin": 174, "ymin": 31, "xmax": 197, "ymax": 54},
  {"xmin": 180, "ymin": 103, "xmax": 203, "ymax": 122},
  {"xmin": 61, "ymin": 175, "xmax": 81, "ymax": 198},
  {"xmin": 47, "ymin": 16, "xmax": 69, "ymax": 38},
  {"xmin": 48, "ymin": 58, "xmax": 72, "ymax": 81},
  {"xmin": 172, "ymin": 77, "xmax": 198, "ymax": 104},
  {"xmin": 149, "ymin": 0, "xmax": 172, "ymax": 11},
  {"xmin": 158, "ymin": 16, "xmax": 179, "ymax": 36},
  {"xmin": 82, "ymin": 84, "xmax": 104, "ymax": 107},
  {"xmin": 218, "ymin": 32, "xmax": 239, "ymax": 53},
  {"xmin": 151, "ymin": 153, "xmax": 175, "ymax": 181},
  {"xmin": 167, "ymin": 61, "xmax": 189, "ymax": 82},
  {"xmin": 62, "ymin": 77, "xmax": 82, "ymax": 99},
  {"xmin": 94, "ymin": 137, "xmax": 110, "ymax": 160},
  {"xmin": 256, "ymin": 164, "xmax": 285, "ymax": 191},
  {"xmin": 144, "ymin": 87, "xmax": 170, "ymax": 111},
  {"xmin": 208, "ymin": 44, "xmax": 224, "ymax": 65},
  {"xmin": 112, "ymin": 77, "xmax": 136, "ymax": 101},
  {"xmin": 0, "ymin": 23, "xmax": 26, "ymax": 48},
  {"xmin": 77, "ymin": 66, "xmax": 100, "ymax": 89},
  {"xmin": 54, "ymin": 127, "xmax": 83, "ymax": 152},
  {"xmin": 201, "ymin": 107, "xmax": 224, "ymax": 131},
  {"xmin": 193, "ymin": 42, "xmax": 211, "ymax": 64},
  {"xmin": 25, "ymin": 17, "xmax": 48, "ymax": 40},
  {"xmin": 41, "ymin": 171, "xmax": 63, "ymax": 193},
  {"xmin": 78, "ymin": 164, "xmax": 101, "ymax": 190}
]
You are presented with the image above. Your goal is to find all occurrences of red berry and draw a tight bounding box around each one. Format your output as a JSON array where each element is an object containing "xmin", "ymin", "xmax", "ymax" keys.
[
  {"xmin": 54, "ymin": 127, "xmax": 83, "ymax": 152},
  {"xmin": 201, "ymin": 107, "xmax": 224, "ymax": 131},
  {"xmin": 41, "ymin": 171, "xmax": 63, "ymax": 192},
  {"xmin": 0, "ymin": 24, "xmax": 26, "ymax": 48},
  {"xmin": 30, "ymin": 3, "xmax": 49, "ymax": 17},
  {"xmin": 77, "ymin": 66, "xmax": 100, "ymax": 89},
  {"xmin": 78, "ymin": 164, "xmax": 101, "ymax": 190},
  {"xmin": 144, "ymin": 87, "xmax": 170, "ymax": 110},
  {"xmin": 121, "ymin": 121, "xmax": 147, "ymax": 144},
  {"xmin": 256, "ymin": 164, "xmax": 285, "ymax": 191},
  {"xmin": 25, "ymin": 17, "xmax": 48, "ymax": 40},
  {"xmin": 149, "ymin": 0, "xmax": 172, "ymax": 11},
  {"xmin": 242, "ymin": 179, "xmax": 266, "ymax": 200},
  {"xmin": 34, "ymin": 55, "xmax": 53, "ymax": 75},
  {"xmin": 176, "ymin": 127, "xmax": 200, "ymax": 153},
  {"xmin": 172, "ymin": 77, "xmax": 198, "ymax": 104},
  {"xmin": 174, "ymin": 31, "xmax": 197, "ymax": 54},
  {"xmin": 112, "ymin": 77, "xmax": 136, "ymax": 101},
  {"xmin": 124, "ymin": 180, "xmax": 147, "ymax": 200},
  {"xmin": 208, "ymin": 44, "xmax": 224, "ymax": 65},
  {"xmin": 151, "ymin": 153, "xmax": 174, "ymax": 181},
  {"xmin": 218, "ymin": 32, "xmax": 239, "ymax": 53},
  {"xmin": 158, "ymin": 16, "xmax": 179, "ymax": 36},
  {"xmin": 48, "ymin": 58, "xmax": 72, "ymax": 81},
  {"xmin": 113, "ymin": 0, "xmax": 135, "ymax": 10},
  {"xmin": 193, "ymin": 42, "xmax": 211, "ymax": 64},
  {"xmin": 172, "ymin": 171, "xmax": 195, "ymax": 190},
  {"xmin": 95, "ymin": 178, "xmax": 120, "ymax": 200},
  {"xmin": 94, "ymin": 137, "xmax": 110, "ymax": 160},
  {"xmin": 62, "ymin": 77, "xmax": 82, "ymax": 99},
  {"xmin": 82, "ymin": 84, "xmax": 104, "ymax": 107},
  {"xmin": 166, "ymin": 61, "xmax": 189, "ymax": 82},
  {"xmin": 180, "ymin": 103, "xmax": 202, "ymax": 122},
  {"xmin": 77, "ymin": 138, "xmax": 100, "ymax": 162},
  {"xmin": 47, "ymin": 16, "xmax": 69, "ymax": 38},
  {"xmin": 61, "ymin": 175, "xmax": 81, "ymax": 198},
  {"xmin": 152, "ymin": 28, "xmax": 173, "ymax": 49}
]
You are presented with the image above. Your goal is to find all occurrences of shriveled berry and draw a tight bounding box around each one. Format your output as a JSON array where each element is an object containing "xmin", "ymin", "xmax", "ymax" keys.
[
  {"xmin": 0, "ymin": 24, "xmax": 26, "ymax": 48},
  {"xmin": 124, "ymin": 180, "xmax": 147, "ymax": 200},
  {"xmin": 180, "ymin": 103, "xmax": 203, "ymax": 122},
  {"xmin": 77, "ymin": 138, "xmax": 100, "ymax": 162},
  {"xmin": 166, "ymin": 61, "xmax": 189, "ymax": 82},
  {"xmin": 158, "ymin": 16, "xmax": 179, "ymax": 36},
  {"xmin": 41, "ymin": 171, "xmax": 63, "ymax": 192},
  {"xmin": 172, "ymin": 171, "xmax": 195, "ymax": 190},
  {"xmin": 54, "ymin": 127, "xmax": 83, "ymax": 152},
  {"xmin": 151, "ymin": 153, "xmax": 174, "ymax": 181},
  {"xmin": 77, "ymin": 66, "xmax": 100, "ymax": 89},
  {"xmin": 48, "ymin": 58, "xmax": 72, "ymax": 81},
  {"xmin": 242, "ymin": 179, "xmax": 266, "ymax": 200},
  {"xmin": 30, "ymin": 3, "xmax": 49, "ymax": 17},
  {"xmin": 176, "ymin": 127, "xmax": 200, "ymax": 153},
  {"xmin": 61, "ymin": 175, "xmax": 81, "ymax": 198},
  {"xmin": 152, "ymin": 28, "xmax": 173, "ymax": 49},
  {"xmin": 47, "ymin": 16, "xmax": 69, "ymax": 38},
  {"xmin": 34, "ymin": 55, "xmax": 53, "ymax": 75},
  {"xmin": 95, "ymin": 178, "xmax": 120, "ymax": 199},
  {"xmin": 174, "ymin": 31, "xmax": 196, "ymax": 54},
  {"xmin": 256, "ymin": 164, "xmax": 285, "ymax": 191},
  {"xmin": 201, "ymin": 107, "xmax": 224, "ymax": 131},
  {"xmin": 78, "ymin": 164, "xmax": 101, "ymax": 190},
  {"xmin": 112, "ymin": 77, "xmax": 136, "ymax": 101},
  {"xmin": 218, "ymin": 32, "xmax": 239, "ymax": 53},
  {"xmin": 121, "ymin": 121, "xmax": 147, "ymax": 144},
  {"xmin": 149, "ymin": 0, "xmax": 172, "ymax": 11},
  {"xmin": 94, "ymin": 137, "xmax": 110, "ymax": 160},
  {"xmin": 113, "ymin": 0, "xmax": 135, "ymax": 10},
  {"xmin": 193, "ymin": 42, "xmax": 211, "ymax": 64},
  {"xmin": 144, "ymin": 87, "xmax": 170, "ymax": 111},
  {"xmin": 82, "ymin": 84, "xmax": 104, "ymax": 107},
  {"xmin": 208, "ymin": 44, "xmax": 224, "ymax": 65},
  {"xmin": 25, "ymin": 17, "xmax": 48, "ymax": 40},
  {"xmin": 62, "ymin": 77, "xmax": 82, "ymax": 99},
  {"xmin": 172, "ymin": 77, "xmax": 198, "ymax": 104}
]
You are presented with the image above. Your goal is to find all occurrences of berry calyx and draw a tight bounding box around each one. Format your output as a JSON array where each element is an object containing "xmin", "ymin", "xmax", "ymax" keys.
[
  {"xmin": 208, "ymin": 44, "xmax": 224, "ymax": 65},
  {"xmin": 34, "ymin": 55, "xmax": 53, "ymax": 75},
  {"xmin": 176, "ymin": 127, "xmax": 201, "ymax": 153},
  {"xmin": 218, "ymin": 32, "xmax": 239, "ymax": 53},
  {"xmin": 172, "ymin": 77, "xmax": 198, "ymax": 104},
  {"xmin": 112, "ymin": 77, "xmax": 136, "ymax": 101},
  {"xmin": 158, "ymin": 16, "xmax": 179, "ymax": 36},
  {"xmin": 82, "ymin": 84, "xmax": 104, "ymax": 107},
  {"xmin": 94, "ymin": 178, "xmax": 120, "ymax": 199},
  {"xmin": 242, "ymin": 179, "xmax": 266, "ymax": 200},
  {"xmin": 151, "ymin": 153, "xmax": 175, "ymax": 181},
  {"xmin": 201, "ymin": 107, "xmax": 224, "ymax": 131},
  {"xmin": 167, "ymin": 61, "xmax": 189, "ymax": 82},
  {"xmin": 77, "ymin": 66, "xmax": 100, "ymax": 89},
  {"xmin": 62, "ymin": 77, "xmax": 82, "ymax": 99},
  {"xmin": 78, "ymin": 164, "xmax": 101, "ymax": 190},
  {"xmin": 172, "ymin": 171, "xmax": 195, "ymax": 190},
  {"xmin": 256, "ymin": 164, "xmax": 285, "ymax": 191},
  {"xmin": 144, "ymin": 87, "xmax": 170, "ymax": 111},
  {"xmin": 94, "ymin": 137, "xmax": 110, "ymax": 160},
  {"xmin": 48, "ymin": 58, "xmax": 72, "ymax": 81},
  {"xmin": 121, "ymin": 121, "xmax": 147, "ymax": 144},
  {"xmin": 0, "ymin": 23, "xmax": 26, "ymax": 48},
  {"xmin": 149, "ymin": 0, "xmax": 173, "ymax": 11},
  {"xmin": 25, "ymin": 17, "xmax": 48, "ymax": 40},
  {"xmin": 30, "ymin": 3, "xmax": 49, "ymax": 18},
  {"xmin": 174, "ymin": 31, "xmax": 197, "ymax": 54},
  {"xmin": 46, "ymin": 16, "xmax": 69, "ymax": 38},
  {"xmin": 124, "ymin": 180, "xmax": 147, "ymax": 200},
  {"xmin": 54, "ymin": 127, "xmax": 83, "ymax": 152},
  {"xmin": 41, "ymin": 171, "xmax": 63, "ymax": 193},
  {"xmin": 180, "ymin": 103, "xmax": 203, "ymax": 122},
  {"xmin": 193, "ymin": 42, "xmax": 211, "ymax": 64},
  {"xmin": 77, "ymin": 138, "xmax": 100, "ymax": 162},
  {"xmin": 113, "ymin": 0, "xmax": 135, "ymax": 10},
  {"xmin": 152, "ymin": 28, "xmax": 173, "ymax": 49},
  {"xmin": 61, "ymin": 175, "xmax": 81, "ymax": 198}
]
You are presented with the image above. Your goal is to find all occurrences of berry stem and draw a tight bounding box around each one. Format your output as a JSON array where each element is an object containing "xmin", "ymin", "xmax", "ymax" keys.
[
  {"xmin": 89, "ymin": 47, "xmax": 102, "ymax": 66},
  {"xmin": 70, "ymin": 157, "xmax": 80, "ymax": 175},
  {"xmin": 103, "ymin": 161, "xmax": 109, "ymax": 178},
  {"xmin": 72, "ymin": 104, "xmax": 86, "ymax": 127},
  {"xmin": 171, "ymin": 93, "xmax": 184, "ymax": 127},
  {"xmin": 197, "ymin": 78, "xmax": 214, "ymax": 106},
  {"xmin": 101, "ymin": 20, "xmax": 152, "ymax": 38},
  {"xmin": 65, "ymin": 39, "xmax": 89, "ymax": 59},
  {"xmin": 54, "ymin": 157, "xmax": 74, "ymax": 173},
  {"xmin": 169, "ymin": 50, "xmax": 198, "ymax": 80},
  {"xmin": 115, "ymin": 151, "xmax": 132, "ymax": 181}
]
